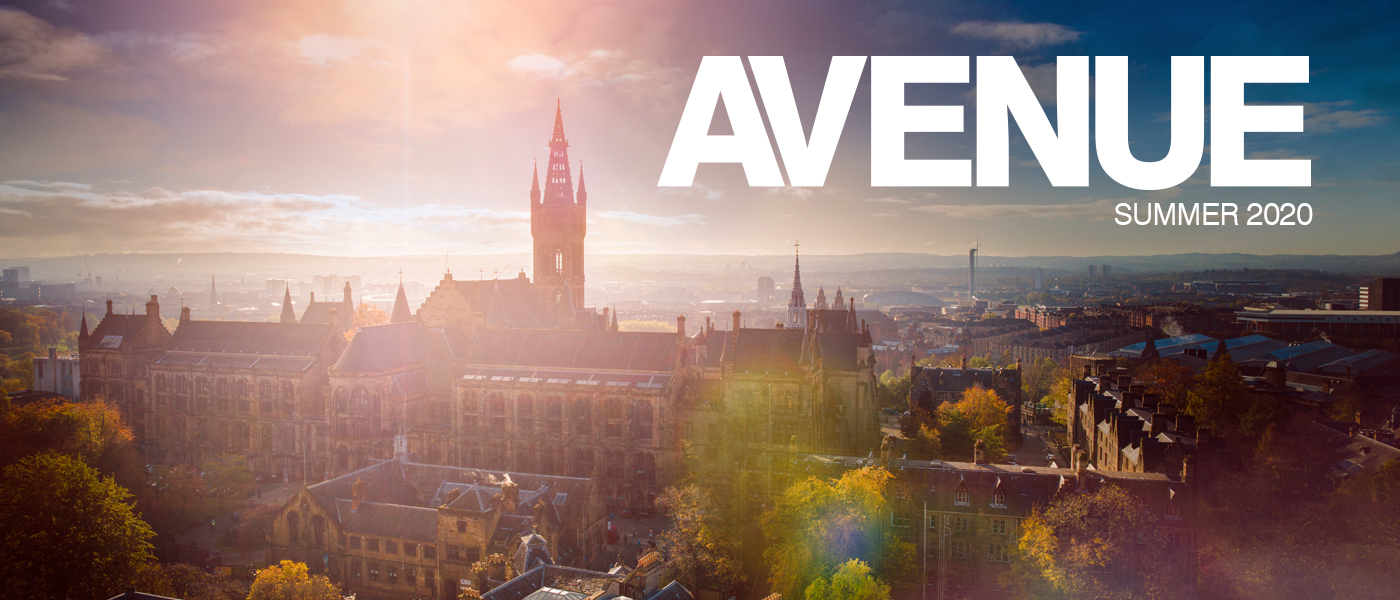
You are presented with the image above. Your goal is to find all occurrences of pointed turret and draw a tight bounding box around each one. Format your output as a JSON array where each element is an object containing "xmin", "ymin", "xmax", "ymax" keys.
[
  {"xmin": 610, "ymin": 306, "xmax": 619, "ymax": 332},
  {"xmin": 815, "ymin": 287, "xmax": 827, "ymax": 310},
  {"xmin": 390, "ymin": 280, "xmax": 412, "ymax": 323},
  {"xmin": 847, "ymin": 297, "xmax": 858, "ymax": 333},
  {"xmin": 833, "ymin": 287, "xmax": 844, "ymax": 307},
  {"xmin": 209, "ymin": 274, "xmax": 217, "ymax": 308},
  {"xmin": 576, "ymin": 162, "xmax": 587, "ymax": 205},
  {"xmin": 79, "ymin": 312, "xmax": 89, "ymax": 342},
  {"xmin": 530, "ymin": 159, "xmax": 541, "ymax": 204},
  {"xmin": 280, "ymin": 285, "xmax": 295, "ymax": 323}
]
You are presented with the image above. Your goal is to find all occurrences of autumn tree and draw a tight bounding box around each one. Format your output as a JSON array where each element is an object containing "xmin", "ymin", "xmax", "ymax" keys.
[
  {"xmin": 1014, "ymin": 484, "xmax": 1180, "ymax": 600},
  {"xmin": 343, "ymin": 303, "xmax": 389, "ymax": 341},
  {"xmin": 805, "ymin": 559, "xmax": 891, "ymax": 600},
  {"xmin": 248, "ymin": 560, "xmax": 341, "ymax": 600},
  {"xmin": 936, "ymin": 386, "xmax": 1011, "ymax": 460},
  {"xmin": 761, "ymin": 466, "xmax": 915, "ymax": 600},
  {"xmin": 655, "ymin": 485, "xmax": 747, "ymax": 594},
  {"xmin": 1184, "ymin": 353, "xmax": 1249, "ymax": 434},
  {"xmin": 203, "ymin": 453, "xmax": 253, "ymax": 510},
  {"xmin": 0, "ymin": 452, "xmax": 156, "ymax": 600},
  {"xmin": 1133, "ymin": 361, "xmax": 1194, "ymax": 406},
  {"xmin": 0, "ymin": 397, "xmax": 136, "ymax": 475}
]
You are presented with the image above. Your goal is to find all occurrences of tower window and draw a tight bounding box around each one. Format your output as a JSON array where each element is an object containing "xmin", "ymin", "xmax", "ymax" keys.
[{"xmin": 555, "ymin": 251, "xmax": 563, "ymax": 274}]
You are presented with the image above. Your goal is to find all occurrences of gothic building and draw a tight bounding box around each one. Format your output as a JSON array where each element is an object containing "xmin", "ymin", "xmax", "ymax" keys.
[{"xmin": 80, "ymin": 102, "xmax": 888, "ymax": 531}]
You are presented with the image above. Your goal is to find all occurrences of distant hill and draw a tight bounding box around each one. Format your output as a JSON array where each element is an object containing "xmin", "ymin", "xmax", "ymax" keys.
[{"xmin": 3, "ymin": 250, "xmax": 1400, "ymax": 282}]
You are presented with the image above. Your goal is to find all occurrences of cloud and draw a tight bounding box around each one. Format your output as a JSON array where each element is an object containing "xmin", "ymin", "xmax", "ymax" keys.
[
  {"xmin": 870, "ymin": 211, "xmax": 902, "ymax": 218},
  {"xmin": 951, "ymin": 20, "xmax": 1082, "ymax": 50},
  {"xmin": 865, "ymin": 197, "xmax": 910, "ymax": 204},
  {"xmin": 596, "ymin": 210, "xmax": 707, "ymax": 226},
  {"xmin": 296, "ymin": 35, "xmax": 381, "ymax": 66},
  {"xmin": 910, "ymin": 198, "xmax": 1119, "ymax": 220},
  {"xmin": 98, "ymin": 31, "xmax": 217, "ymax": 63},
  {"xmin": 1304, "ymin": 101, "xmax": 1387, "ymax": 133},
  {"xmin": 1246, "ymin": 149, "xmax": 1319, "ymax": 160},
  {"xmin": 507, "ymin": 49, "xmax": 669, "ymax": 86},
  {"xmin": 659, "ymin": 183, "xmax": 724, "ymax": 200},
  {"xmin": 766, "ymin": 187, "xmax": 815, "ymax": 199},
  {"xmin": 0, "ymin": 8, "xmax": 106, "ymax": 81},
  {"xmin": 0, "ymin": 182, "xmax": 534, "ymax": 253}
]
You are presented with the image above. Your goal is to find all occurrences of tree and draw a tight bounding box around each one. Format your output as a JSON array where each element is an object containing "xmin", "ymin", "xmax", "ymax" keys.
[
  {"xmin": 805, "ymin": 559, "xmax": 891, "ymax": 600},
  {"xmin": 343, "ymin": 303, "xmax": 389, "ymax": 341},
  {"xmin": 1133, "ymin": 361, "xmax": 1194, "ymax": 406},
  {"xmin": 935, "ymin": 387, "xmax": 1011, "ymax": 460},
  {"xmin": 878, "ymin": 371, "xmax": 912, "ymax": 409},
  {"xmin": 1184, "ymin": 353, "xmax": 1248, "ymax": 434},
  {"xmin": 248, "ymin": 560, "xmax": 341, "ymax": 600},
  {"xmin": 204, "ymin": 453, "xmax": 253, "ymax": 510},
  {"xmin": 1015, "ymin": 484, "xmax": 1178, "ymax": 600},
  {"xmin": 0, "ymin": 452, "xmax": 155, "ymax": 600},
  {"xmin": 761, "ymin": 466, "xmax": 915, "ymax": 600},
  {"xmin": 1022, "ymin": 358, "xmax": 1060, "ymax": 408},
  {"xmin": 655, "ymin": 485, "xmax": 747, "ymax": 594},
  {"xmin": 0, "ymin": 398, "xmax": 136, "ymax": 475}
]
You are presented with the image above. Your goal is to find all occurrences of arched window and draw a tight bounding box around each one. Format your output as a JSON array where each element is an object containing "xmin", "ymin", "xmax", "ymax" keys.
[{"xmin": 555, "ymin": 251, "xmax": 563, "ymax": 274}]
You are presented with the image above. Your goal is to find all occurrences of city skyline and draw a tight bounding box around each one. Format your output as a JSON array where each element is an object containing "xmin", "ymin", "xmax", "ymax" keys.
[{"xmin": 0, "ymin": 0, "xmax": 1396, "ymax": 259}]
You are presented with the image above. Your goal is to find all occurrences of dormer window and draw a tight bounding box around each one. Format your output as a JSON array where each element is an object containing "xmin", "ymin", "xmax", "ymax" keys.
[
  {"xmin": 954, "ymin": 488, "xmax": 969, "ymax": 506},
  {"xmin": 1165, "ymin": 500, "xmax": 1181, "ymax": 520},
  {"xmin": 992, "ymin": 490, "xmax": 1006, "ymax": 508}
]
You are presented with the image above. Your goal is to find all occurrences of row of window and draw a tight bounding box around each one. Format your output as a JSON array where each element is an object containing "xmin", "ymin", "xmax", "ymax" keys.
[
  {"xmin": 347, "ymin": 536, "xmax": 436, "ymax": 559},
  {"xmin": 154, "ymin": 374, "xmax": 297, "ymax": 400},
  {"xmin": 348, "ymin": 560, "xmax": 433, "ymax": 588},
  {"xmin": 938, "ymin": 541, "xmax": 1011, "ymax": 563}
]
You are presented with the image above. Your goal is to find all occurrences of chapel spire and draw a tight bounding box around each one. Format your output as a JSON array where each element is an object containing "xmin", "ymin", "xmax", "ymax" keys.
[{"xmin": 280, "ymin": 284, "xmax": 295, "ymax": 323}]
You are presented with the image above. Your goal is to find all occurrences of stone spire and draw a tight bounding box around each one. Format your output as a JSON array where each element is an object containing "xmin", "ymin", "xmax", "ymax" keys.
[
  {"xmin": 788, "ymin": 242, "xmax": 807, "ymax": 327},
  {"xmin": 576, "ymin": 162, "xmax": 587, "ymax": 205},
  {"xmin": 530, "ymin": 159, "xmax": 541, "ymax": 204},
  {"xmin": 543, "ymin": 98, "xmax": 575, "ymax": 205},
  {"xmin": 280, "ymin": 284, "xmax": 295, "ymax": 323},
  {"xmin": 209, "ymin": 274, "xmax": 217, "ymax": 308},
  {"xmin": 390, "ymin": 273, "xmax": 412, "ymax": 323},
  {"xmin": 610, "ymin": 305, "xmax": 618, "ymax": 332}
]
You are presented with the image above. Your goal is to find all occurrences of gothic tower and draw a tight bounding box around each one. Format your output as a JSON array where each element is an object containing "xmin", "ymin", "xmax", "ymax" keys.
[
  {"xmin": 531, "ymin": 100, "xmax": 587, "ymax": 309},
  {"xmin": 787, "ymin": 243, "xmax": 807, "ymax": 328}
]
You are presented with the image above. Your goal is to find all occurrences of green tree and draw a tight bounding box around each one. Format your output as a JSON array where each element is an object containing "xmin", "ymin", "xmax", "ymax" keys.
[
  {"xmin": 805, "ymin": 559, "xmax": 891, "ymax": 600},
  {"xmin": 247, "ymin": 560, "xmax": 341, "ymax": 600},
  {"xmin": 0, "ymin": 452, "xmax": 155, "ymax": 600},
  {"xmin": 761, "ymin": 466, "xmax": 915, "ymax": 600},
  {"xmin": 655, "ymin": 485, "xmax": 747, "ymax": 594},
  {"xmin": 878, "ymin": 371, "xmax": 912, "ymax": 409},
  {"xmin": 204, "ymin": 453, "xmax": 253, "ymax": 510},
  {"xmin": 1021, "ymin": 358, "xmax": 1060, "ymax": 408}
]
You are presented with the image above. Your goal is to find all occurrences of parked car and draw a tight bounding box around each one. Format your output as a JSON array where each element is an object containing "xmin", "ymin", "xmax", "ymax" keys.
[
  {"xmin": 881, "ymin": 407, "xmax": 900, "ymax": 417},
  {"xmin": 1045, "ymin": 453, "xmax": 1057, "ymax": 464}
]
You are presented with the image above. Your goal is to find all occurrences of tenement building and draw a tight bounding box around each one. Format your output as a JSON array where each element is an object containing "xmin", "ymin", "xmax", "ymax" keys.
[{"xmin": 1067, "ymin": 363, "xmax": 1204, "ymax": 475}]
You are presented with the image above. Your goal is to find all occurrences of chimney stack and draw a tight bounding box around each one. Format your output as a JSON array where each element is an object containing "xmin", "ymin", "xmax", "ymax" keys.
[
  {"xmin": 677, "ymin": 315, "xmax": 686, "ymax": 336},
  {"xmin": 180, "ymin": 306, "xmax": 191, "ymax": 323},
  {"xmin": 732, "ymin": 310, "xmax": 741, "ymax": 331},
  {"xmin": 351, "ymin": 478, "xmax": 367, "ymax": 512}
]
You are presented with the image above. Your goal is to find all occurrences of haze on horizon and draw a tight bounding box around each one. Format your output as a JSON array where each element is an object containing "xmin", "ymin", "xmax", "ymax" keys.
[{"xmin": 0, "ymin": 0, "xmax": 1396, "ymax": 260}]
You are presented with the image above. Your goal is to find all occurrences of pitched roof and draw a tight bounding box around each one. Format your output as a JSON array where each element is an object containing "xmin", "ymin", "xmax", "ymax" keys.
[
  {"xmin": 726, "ymin": 328, "xmax": 804, "ymax": 375},
  {"xmin": 468, "ymin": 329, "xmax": 678, "ymax": 372},
  {"xmin": 333, "ymin": 322, "xmax": 441, "ymax": 373},
  {"xmin": 334, "ymin": 498, "xmax": 438, "ymax": 542},
  {"xmin": 817, "ymin": 333, "xmax": 862, "ymax": 371},
  {"xmin": 301, "ymin": 300, "xmax": 352, "ymax": 328},
  {"xmin": 161, "ymin": 320, "xmax": 330, "ymax": 356},
  {"xmin": 391, "ymin": 283, "xmax": 413, "ymax": 323}
]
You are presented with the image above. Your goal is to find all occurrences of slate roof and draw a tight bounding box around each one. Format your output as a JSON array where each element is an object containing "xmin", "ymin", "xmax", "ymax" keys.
[
  {"xmin": 468, "ymin": 330, "xmax": 678, "ymax": 372},
  {"xmin": 725, "ymin": 328, "xmax": 804, "ymax": 375},
  {"xmin": 88, "ymin": 314, "xmax": 146, "ymax": 350},
  {"xmin": 164, "ymin": 320, "xmax": 330, "ymax": 356},
  {"xmin": 300, "ymin": 301, "xmax": 353, "ymax": 327},
  {"xmin": 334, "ymin": 499, "xmax": 438, "ymax": 542},
  {"xmin": 470, "ymin": 278, "xmax": 556, "ymax": 329},
  {"xmin": 816, "ymin": 333, "xmax": 862, "ymax": 371},
  {"xmin": 333, "ymin": 322, "xmax": 441, "ymax": 373}
]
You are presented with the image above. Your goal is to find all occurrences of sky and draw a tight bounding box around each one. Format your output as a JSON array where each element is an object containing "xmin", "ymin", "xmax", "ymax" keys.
[{"xmin": 0, "ymin": 0, "xmax": 1397, "ymax": 259}]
